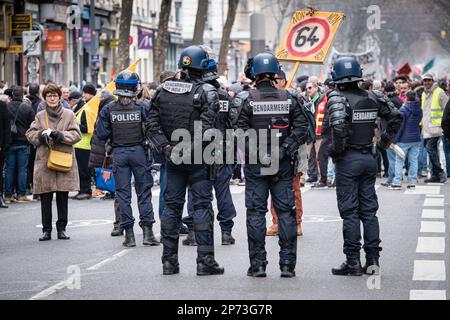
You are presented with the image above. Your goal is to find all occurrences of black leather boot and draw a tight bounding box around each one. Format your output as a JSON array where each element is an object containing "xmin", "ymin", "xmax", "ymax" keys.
[
  {"xmin": 362, "ymin": 257, "xmax": 380, "ymax": 275},
  {"xmin": 182, "ymin": 226, "xmax": 197, "ymax": 246},
  {"xmin": 39, "ymin": 231, "xmax": 51, "ymax": 241},
  {"xmin": 221, "ymin": 230, "xmax": 235, "ymax": 245},
  {"xmin": 142, "ymin": 225, "xmax": 160, "ymax": 246},
  {"xmin": 197, "ymin": 255, "xmax": 225, "ymax": 276},
  {"xmin": 162, "ymin": 255, "xmax": 179, "ymax": 275},
  {"xmin": 331, "ymin": 258, "xmax": 363, "ymax": 276},
  {"xmin": 57, "ymin": 231, "xmax": 70, "ymax": 240},
  {"xmin": 280, "ymin": 265, "xmax": 296, "ymax": 278},
  {"xmin": 247, "ymin": 260, "xmax": 267, "ymax": 277},
  {"xmin": 110, "ymin": 227, "xmax": 124, "ymax": 237},
  {"xmin": 0, "ymin": 196, "xmax": 8, "ymax": 208},
  {"xmin": 122, "ymin": 228, "xmax": 136, "ymax": 247}
]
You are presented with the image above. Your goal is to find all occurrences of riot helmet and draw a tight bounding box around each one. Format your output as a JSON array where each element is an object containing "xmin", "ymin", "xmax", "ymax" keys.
[
  {"xmin": 250, "ymin": 52, "xmax": 281, "ymax": 78},
  {"xmin": 177, "ymin": 45, "xmax": 210, "ymax": 71},
  {"xmin": 114, "ymin": 70, "xmax": 140, "ymax": 97},
  {"xmin": 331, "ymin": 57, "xmax": 363, "ymax": 84},
  {"xmin": 202, "ymin": 59, "xmax": 219, "ymax": 82}
]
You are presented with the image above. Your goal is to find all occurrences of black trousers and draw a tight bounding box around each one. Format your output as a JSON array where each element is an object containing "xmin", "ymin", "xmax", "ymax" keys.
[
  {"xmin": 75, "ymin": 148, "xmax": 92, "ymax": 194},
  {"xmin": 0, "ymin": 150, "xmax": 4, "ymax": 195},
  {"xmin": 41, "ymin": 192, "xmax": 69, "ymax": 233},
  {"xmin": 318, "ymin": 137, "xmax": 332, "ymax": 184},
  {"xmin": 307, "ymin": 143, "xmax": 318, "ymax": 180}
]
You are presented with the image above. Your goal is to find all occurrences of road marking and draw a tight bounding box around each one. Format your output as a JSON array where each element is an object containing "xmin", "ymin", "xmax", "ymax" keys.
[
  {"xmin": 424, "ymin": 194, "xmax": 444, "ymax": 198},
  {"xmin": 87, "ymin": 250, "xmax": 130, "ymax": 271},
  {"xmin": 420, "ymin": 221, "xmax": 446, "ymax": 233},
  {"xmin": 423, "ymin": 198, "xmax": 444, "ymax": 207},
  {"xmin": 409, "ymin": 290, "xmax": 446, "ymax": 300},
  {"xmin": 413, "ymin": 260, "xmax": 446, "ymax": 281},
  {"xmin": 421, "ymin": 209, "xmax": 445, "ymax": 219},
  {"xmin": 404, "ymin": 186, "xmax": 440, "ymax": 195},
  {"xmin": 29, "ymin": 280, "xmax": 68, "ymax": 300},
  {"xmin": 416, "ymin": 237, "xmax": 445, "ymax": 253}
]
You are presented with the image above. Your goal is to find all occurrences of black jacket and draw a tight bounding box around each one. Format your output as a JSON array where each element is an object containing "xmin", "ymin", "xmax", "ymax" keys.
[
  {"xmin": 27, "ymin": 94, "xmax": 42, "ymax": 114},
  {"xmin": 387, "ymin": 93, "xmax": 403, "ymax": 109},
  {"xmin": 7, "ymin": 99, "xmax": 35, "ymax": 145},
  {"xmin": 0, "ymin": 100, "xmax": 11, "ymax": 148},
  {"xmin": 442, "ymin": 99, "xmax": 450, "ymax": 141}
]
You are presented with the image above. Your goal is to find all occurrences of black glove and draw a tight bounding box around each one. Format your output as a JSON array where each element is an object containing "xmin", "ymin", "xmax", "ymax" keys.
[
  {"xmin": 39, "ymin": 132, "xmax": 50, "ymax": 147},
  {"xmin": 50, "ymin": 130, "xmax": 64, "ymax": 143},
  {"xmin": 163, "ymin": 145, "xmax": 173, "ymax": 163}
]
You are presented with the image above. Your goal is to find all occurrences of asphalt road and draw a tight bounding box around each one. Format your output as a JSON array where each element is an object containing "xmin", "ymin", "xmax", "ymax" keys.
[{"xmin": 0, "ymin": 180, "xmax": 448, "ymax": 300}]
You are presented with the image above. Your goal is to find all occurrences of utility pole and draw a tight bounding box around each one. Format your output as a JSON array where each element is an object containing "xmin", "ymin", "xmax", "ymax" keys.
[{"xmin": 89, "ymin": 0, "xmax": 98, "ymax": 85}]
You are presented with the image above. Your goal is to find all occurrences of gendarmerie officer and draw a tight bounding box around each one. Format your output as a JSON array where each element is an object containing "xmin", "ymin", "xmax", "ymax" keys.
[
  {"xmin": 182, "ymin": 56, "xmax": 237, "ymax": 247},
  {"xmin": 144, "ymin": 45, "xmax": 224, "ymax": 276},
  {"xmin": 236, "ymin": 53, "xmax": 309, "ymax": 277},
  {"xmin": 328, "ymin": 57, "xmax": 402, "ymax": 276},
  {"xmin": 95, "ymin": 70, "xmax": 159, "ymax": 248}
]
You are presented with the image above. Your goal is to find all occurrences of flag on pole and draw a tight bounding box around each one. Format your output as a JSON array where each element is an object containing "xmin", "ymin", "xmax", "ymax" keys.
[
  {"xmin": 397, "ymin": 63, "xmax": 411, "ymax": 76},
  {"xmin": 76, "ymin": 59, "xmax": 141, "ymax": 134},
  {"xmin": 422, "ymin": 57, "xmax": 435, "ymax": 75}
]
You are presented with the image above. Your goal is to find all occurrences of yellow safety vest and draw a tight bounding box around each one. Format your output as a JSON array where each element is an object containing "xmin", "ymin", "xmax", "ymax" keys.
[
  {"xmin": 74, "ymin": 109, "xmax": 92, "ymax": 150},
  {"xmin": 422, "ymin": 87, "xmax": 445, "ymax": 126}
]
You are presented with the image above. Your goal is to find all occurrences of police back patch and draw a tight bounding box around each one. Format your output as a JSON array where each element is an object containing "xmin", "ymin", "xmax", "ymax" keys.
[
  {"xmin": 251, "ymin": 100, "xmax": 290, "ymax": 114},
  {"xmin": 111, "ymin": 111, "xmax": 141, "ymax": 123},
  {"xmin": 352, "ymin": 109, "xmax": 378, "ymax": 123},
  {"xmin": 162, "ymin": 81, "xmax": 193, "ymax": 94},
  {"xmin": 219, "ymin": 100, "xmax": 229, "ymax": 112}
]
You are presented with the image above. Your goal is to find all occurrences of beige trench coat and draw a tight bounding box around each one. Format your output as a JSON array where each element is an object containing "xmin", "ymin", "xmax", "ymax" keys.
[{"xmin": 26, "ymin": 106, "xmax": 82, "ymax": 194}]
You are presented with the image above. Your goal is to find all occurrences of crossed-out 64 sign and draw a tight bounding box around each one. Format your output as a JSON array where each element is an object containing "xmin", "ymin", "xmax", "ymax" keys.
[
  {"xmin": 286, "ymin": 18, "xmax": 330, "ymax": 58},
  {"xmin": 276, "ymin": 11, "xmax": 344, "ymax": 64}
]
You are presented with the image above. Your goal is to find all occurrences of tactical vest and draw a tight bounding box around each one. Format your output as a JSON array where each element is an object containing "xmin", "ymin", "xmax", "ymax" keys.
[
  {"xmin": 249, "ymin": 88, "xmax": 291, "ymax": 147},
  {"xmin": 315, "ymin": 96, "xmax": 327, "ymax": 136},
  {"xmin": 157, "ymin": 80, "xmax": 203, "ymax": 142},
  {"xmin": 216, "ymin": 87, "xmax": 231, "ymax": 132},
  {"xmin": 343, "ymin": 90, "xmax": 379, "ymax": 147},
  {"xmin": 110, "ymin": 102, "xmax": 143, "ymax": 147}
]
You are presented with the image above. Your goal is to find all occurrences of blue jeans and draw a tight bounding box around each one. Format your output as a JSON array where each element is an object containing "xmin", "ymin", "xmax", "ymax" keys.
[
  {"xmin": 386, "ymin": 148, "xmax": 396, "ymax": 183},
  {"xmin": 441, "ymin": 136, "xmax": 450, "ymax": 177},
  {"xmin": 5, "ymin": 144, "xmax": 30, "ymax": 197},
  {"xmin": 417, "ymin": 136, "xmax": 429, "ymax": 174},
  {"xmin": 424, "ymin": 137, "xmax": 444, "ymax": 177},
  {"xmin": 393, "ymin": 142, "xmax": 420, "ymax": 184},
  {"xmin": 327, "ymin": 158, "xmax": 335, "ymax": 180}
]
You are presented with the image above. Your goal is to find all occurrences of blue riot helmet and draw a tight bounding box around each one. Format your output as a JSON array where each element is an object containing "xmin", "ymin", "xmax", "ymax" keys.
[
  {"xmin": 202, "ymin": 59, "xmax": 220, "ymax": 82},
  {"xmin": 250, "ymin": 52, "xmax": 281, "ymax": 78},
  {"xmin": 114, "ymin": 70, "xmax": 140, "ymax": 97},
  {"xmin": 177, "ymin": 45, "xmax": 210, "ymax": 71},
  {"xmin": 331, "ymin": 57, "xmax": 363, "ymax": 84}
]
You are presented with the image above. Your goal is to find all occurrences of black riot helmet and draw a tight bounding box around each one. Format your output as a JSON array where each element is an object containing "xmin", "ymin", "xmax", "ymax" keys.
[
  {"xmin": 114, "ymin": 70, "xmax": 140, "ymax": 97},
  {"xmin": 331, "ymin": 57, "xmax": 363, "ymax": 84}
]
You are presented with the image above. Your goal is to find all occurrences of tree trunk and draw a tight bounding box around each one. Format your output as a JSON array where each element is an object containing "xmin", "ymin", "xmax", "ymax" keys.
[
  {"xmin": 218, "ymin": 0, "xmax": 239, "ymax": 76},
  {"xmin": 192, "ymin": 0, "xmax": 209, "ymax": 45},
  {"xmin": 153, "ymin": 0, "xmax": 172, "ymax": 82},
  {"xmin": 116, "ymin": 0, "xmax": 134, "ymax": 72}
]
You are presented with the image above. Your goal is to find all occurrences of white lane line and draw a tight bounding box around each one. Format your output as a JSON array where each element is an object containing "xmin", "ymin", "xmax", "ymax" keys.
[
  {"xmin": 422, "ymin": 209, "xmax": 445, "ymax": 219},
  {"xmin": 420, "ymin": 221, "xmax": 446, "ymax": 233},
  {"xmin": 413, "ymin": 260, "xmax": 446, "ymax": 281},
  {"xmin": 404, "ymin": 186, "xmax": 441, "ymax": 195},
  {"xmin": 424, "ymin": 194, "xmax": 444, "ymax": 198},
  {"xmin": 416, "ymin": 237, "xmax": 445, "ymax": 253},
  {"xmin": 87, "ymin": 249, "xmax": 130, "ymax": 271},
  {"xmin": 29, "ymin": 280, "xmax": 68, "ymax": 300},
  {"xmin": 410, "ymin": 290, "xmax": 446, "ymax": 300},
  {"xmin": 423, "ymin": 198, "xmax": 444, "ymax": 207}
]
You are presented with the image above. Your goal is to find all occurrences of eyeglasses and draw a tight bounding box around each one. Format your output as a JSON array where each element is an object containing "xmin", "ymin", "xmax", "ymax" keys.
[{"xmin": 46, "ymin": 94, "xmax": 59, "ymax": 99}]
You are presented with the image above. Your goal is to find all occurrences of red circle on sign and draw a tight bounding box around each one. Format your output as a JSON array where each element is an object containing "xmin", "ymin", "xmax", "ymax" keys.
[
  {"xmin": 285, "ymin": 17, "xmax": 330, "ymax": 58},
  {"xmin": 129, "ymin": 36, "xmax": 133, "ymax": 45}
]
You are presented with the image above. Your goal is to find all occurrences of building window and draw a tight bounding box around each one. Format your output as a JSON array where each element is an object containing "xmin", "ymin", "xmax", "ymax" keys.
[{"xmin": 175, "ymin": 1, "xmax": 182, "ymax": 28}]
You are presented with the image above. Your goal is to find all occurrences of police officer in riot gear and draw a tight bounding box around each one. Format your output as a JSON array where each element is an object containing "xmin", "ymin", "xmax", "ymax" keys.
[
  {"xmin": 328, "ymin": 57, "xmax": 402, "ymax": 276},
  {"xmin": 95, "ymin": 70, "xmax": 159, "ymax": 248},
  {"xmin": 236, "ymin": 53, "xmax": 309, "ymax": 278},
  {"xmin": 182, "ymin": 57, "xmax": 237, "ymax": 246},
  {"xmin": 144, "ymin": 45, "xmax": 224, "ymax": 276}
]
